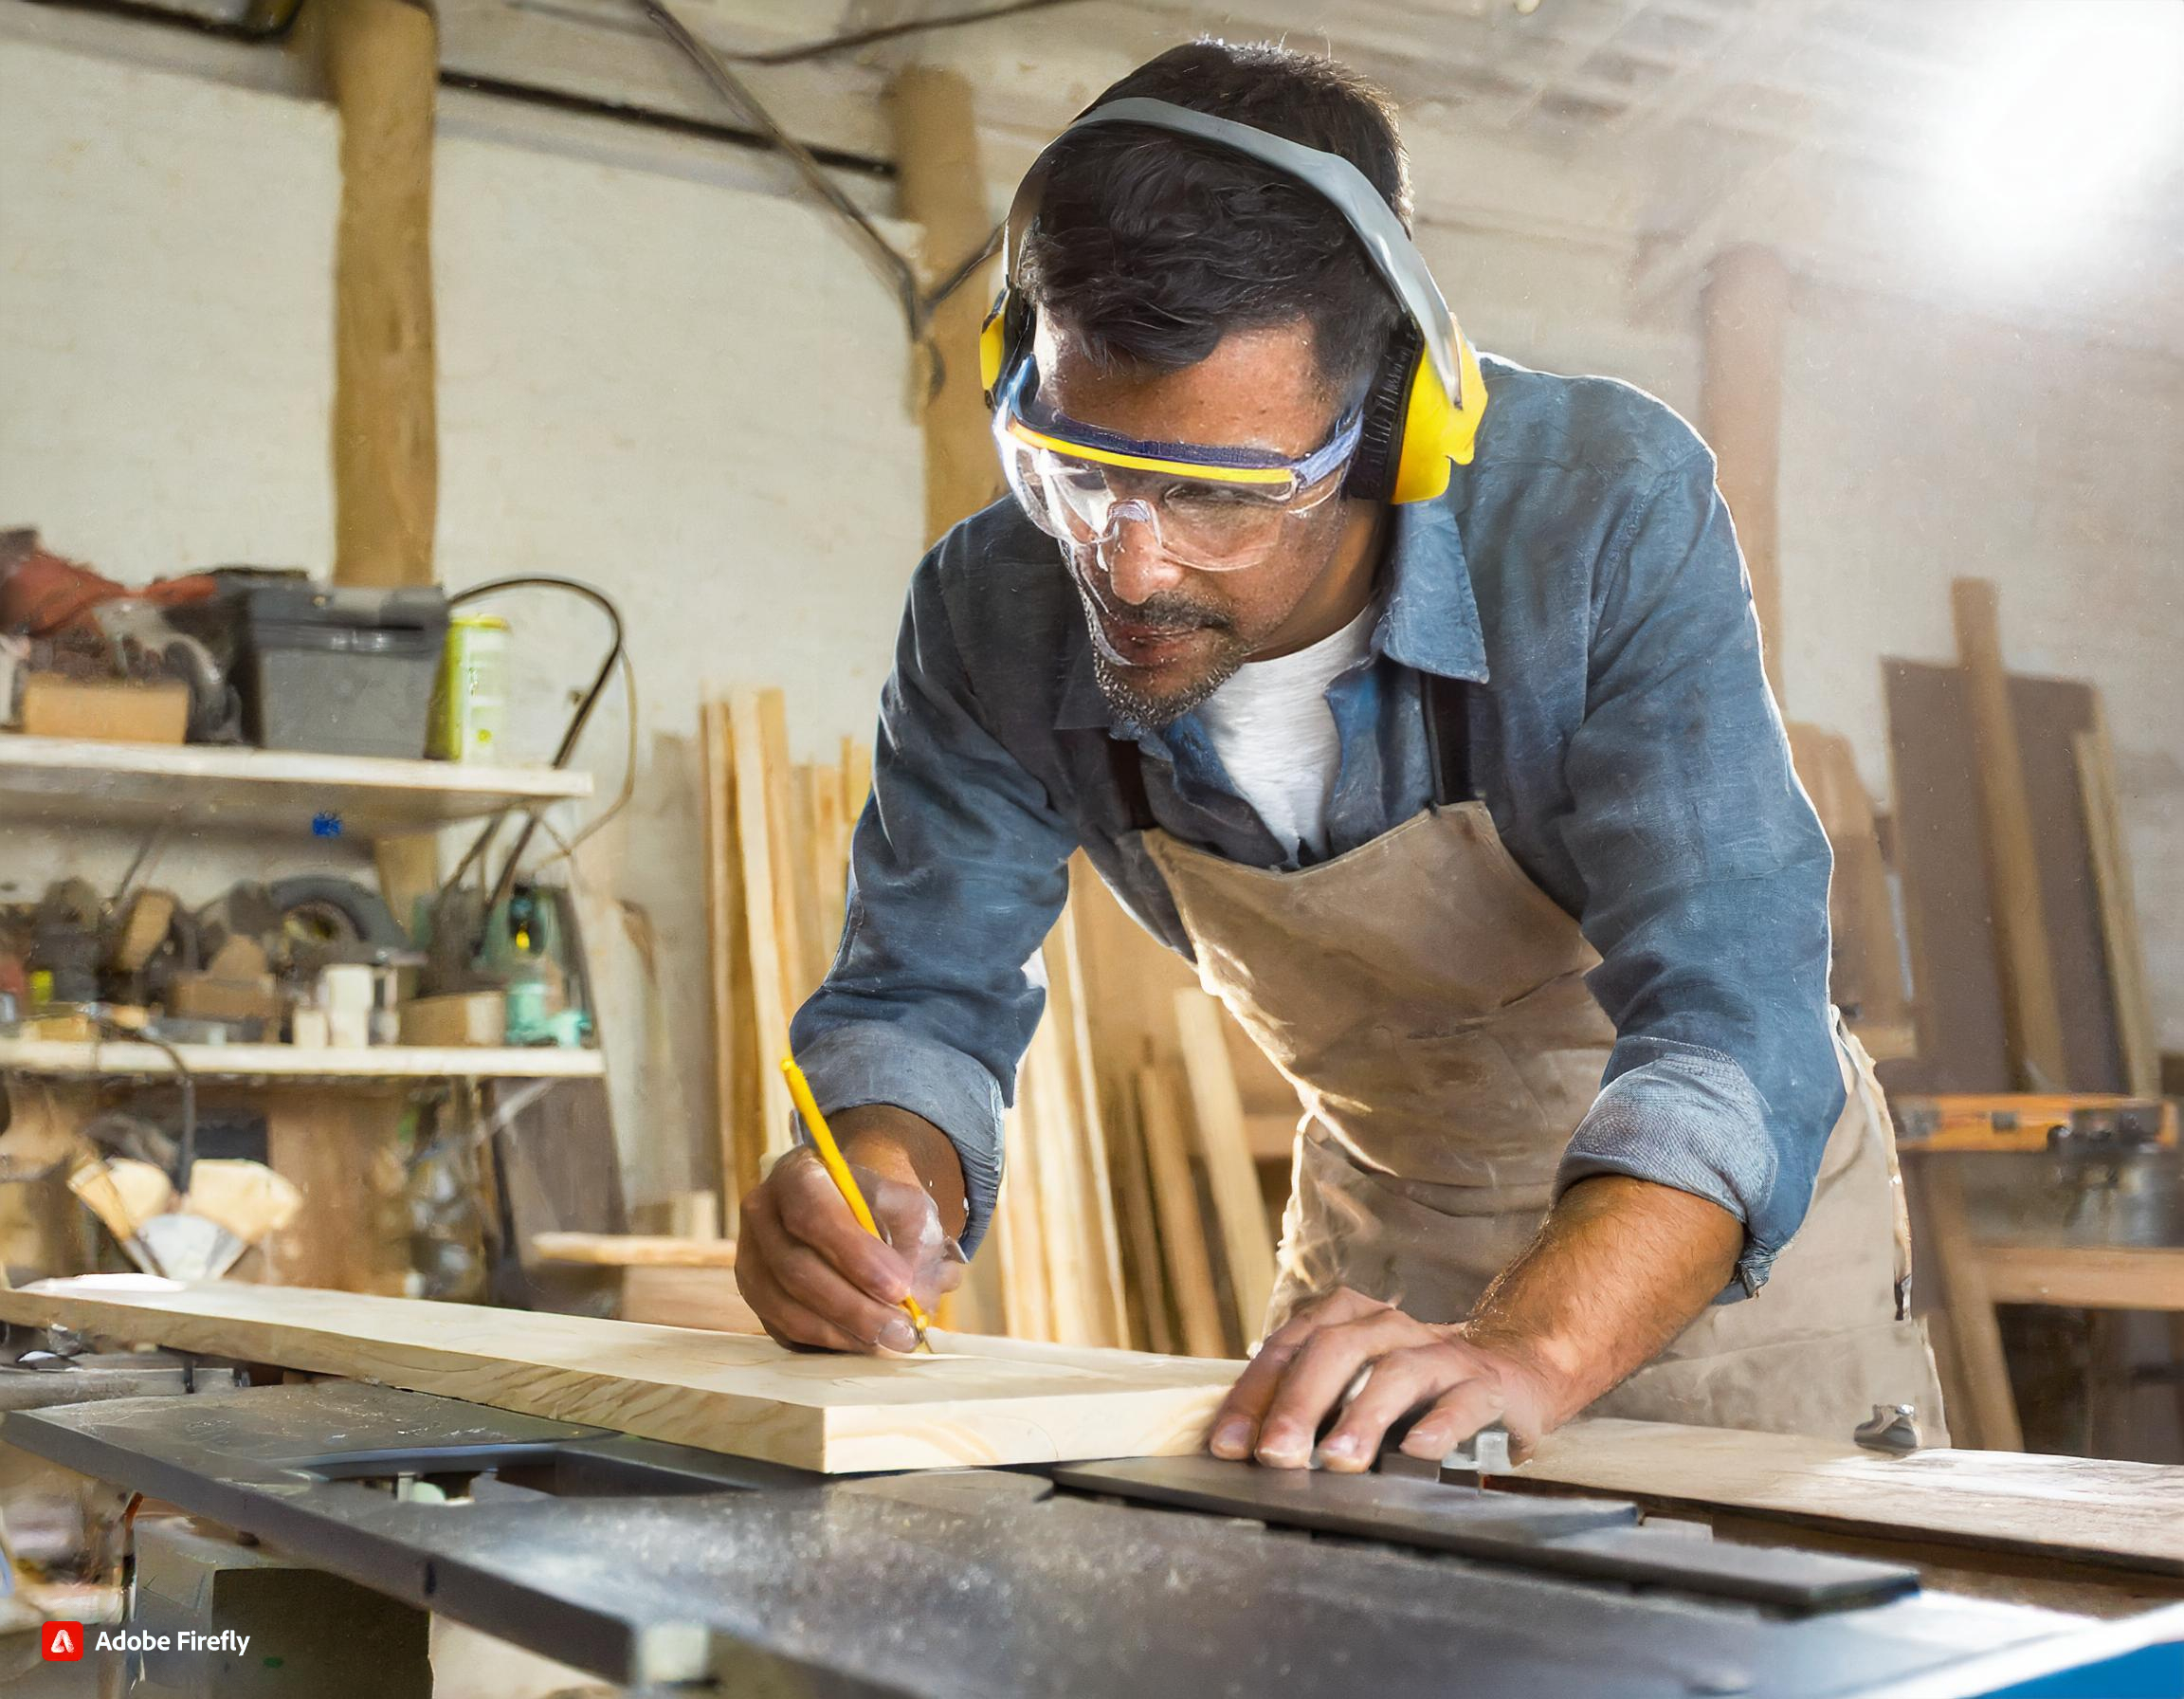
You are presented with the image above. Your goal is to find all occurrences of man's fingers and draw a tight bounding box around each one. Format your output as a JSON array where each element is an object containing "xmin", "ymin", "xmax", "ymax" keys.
[
  {"xmin": 735, "ymin": 1254, "xmax": 871, "ymax": 1353},
  {"xmin": 1317, "ymin": 1345, "xmax": 1452, "ymax": 1472},
  {"xmin": 1255, "ymin": 1311, "xmax": 1422, "ymax": 1468},
  {"xmin": 774, "ymin": 1160, "xmax": 914, "ymax": 1304},
  {"xmin": 1209, "ymin": 1288, "xmax": 1388, "ymax": 1458},
  {"xmin": 1400, "ymin": 1377, "xmax": 1509, "ymax": 1460},
  {"xmin": 770, "ymin": 1239, "xmax": 921, "ymax": 1353}
]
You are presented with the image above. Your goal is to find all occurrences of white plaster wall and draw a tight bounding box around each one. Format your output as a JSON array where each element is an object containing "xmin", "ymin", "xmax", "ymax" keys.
[
  {"xmin": 0, "ymin": 33, "xmax": 924, "ymax": 1205},
  {"xmin": 1778, "ymin": 292, "xmax": 2184, "ymax": 1050}
]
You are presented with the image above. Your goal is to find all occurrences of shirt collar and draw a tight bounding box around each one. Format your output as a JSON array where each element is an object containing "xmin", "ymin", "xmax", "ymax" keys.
[{"xmin": 1051, "ymin": 495, "xmax": 1488, "ymax": 734}]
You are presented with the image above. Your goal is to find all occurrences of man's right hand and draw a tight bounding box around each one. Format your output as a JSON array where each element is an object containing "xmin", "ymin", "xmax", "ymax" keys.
[{"xmin": 734, "ymin": 1106, "xmax": 968, "ymax": 1353}]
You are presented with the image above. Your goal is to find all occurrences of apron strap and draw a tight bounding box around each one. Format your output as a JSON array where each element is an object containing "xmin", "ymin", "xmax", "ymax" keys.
[
  {"xmin": 1104, "ymin": 669, "xmax": 1477, "ymax": 830},
  {"xmin": 1108, "ymin": 731, "xmax": 1156, "ymax": 831},
  {"xmin": 1423, "ymin": 673, "xmax": 1475, "ymax": 807}
]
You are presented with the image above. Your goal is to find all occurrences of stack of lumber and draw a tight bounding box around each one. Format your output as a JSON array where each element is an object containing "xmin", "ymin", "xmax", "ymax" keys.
[
  {"xmin": 700, "ymin": 688, "xmax": 874, "ymax": 1234},
  {"xmin": 700, "ymin": 687, "xmax": 1289, "ymax": 1358}
]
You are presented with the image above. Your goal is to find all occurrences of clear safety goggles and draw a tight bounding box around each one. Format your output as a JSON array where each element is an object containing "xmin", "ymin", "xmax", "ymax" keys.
[{"xmin": 993, "ymin": 361, "xmax": 1363, "ymax": 573}]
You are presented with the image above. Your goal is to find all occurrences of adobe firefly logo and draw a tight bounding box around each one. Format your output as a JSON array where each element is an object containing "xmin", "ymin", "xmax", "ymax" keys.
[{"xmin": 41, "ymin": 1620, "xmax": 85, "ymax": 1661}]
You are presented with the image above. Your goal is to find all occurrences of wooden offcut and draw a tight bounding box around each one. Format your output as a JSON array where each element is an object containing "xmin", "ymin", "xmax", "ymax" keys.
[{"xmin": 0, "ymin": 1281, "xmax": 1238, "ymax": 1475}]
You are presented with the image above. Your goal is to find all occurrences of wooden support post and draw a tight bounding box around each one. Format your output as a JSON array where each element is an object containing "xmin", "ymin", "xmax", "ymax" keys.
[
  {"xmin": 1950, "ymin": 578, "xmax": 2068, "ymax": 1091},
  {"xmin": 324, "ymin": 0, "xmax": 439, "ymax": 590},
  {"xmin": 1919, "ymin": 1160, "xmax": 2024, "ymax": 1452},
  {"xmin": 1701, "ymin": 245, "xmax": 1790, "ymax": 703},
  {"xmin": 888, "ymin": 65, "xmax": 1001, "ymax": 543}
]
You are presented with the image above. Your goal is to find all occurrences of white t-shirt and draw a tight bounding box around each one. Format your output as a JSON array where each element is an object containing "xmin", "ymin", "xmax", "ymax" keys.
[{"xmin": 1196, "ymin": 604, "xmax": 1376, "ymax": 861}]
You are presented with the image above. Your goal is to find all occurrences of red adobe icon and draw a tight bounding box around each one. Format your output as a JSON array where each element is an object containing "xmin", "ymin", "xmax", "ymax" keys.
[{"xmin": 41, "ymin": 1621, "xmax": 85, "ymax": 1661}]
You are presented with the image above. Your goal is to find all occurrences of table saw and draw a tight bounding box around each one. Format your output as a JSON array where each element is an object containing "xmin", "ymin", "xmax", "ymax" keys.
[{"xmin": 5, "ymin": 1354, "xmax": 2182, "ymax": 1697}]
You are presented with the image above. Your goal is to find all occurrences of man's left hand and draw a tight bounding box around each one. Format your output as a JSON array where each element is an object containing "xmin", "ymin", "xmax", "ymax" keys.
[{"xmin": 1206, "ymin": 1287, "xmax": 1557, "ymax": 1472}]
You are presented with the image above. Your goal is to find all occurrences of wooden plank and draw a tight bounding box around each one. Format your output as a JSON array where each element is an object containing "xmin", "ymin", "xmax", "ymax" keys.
[
  {"xmin": 531, "ymin": 1233, "xmax": 737, "ymax": 1269},
  {"xmin": 1881, "ymin": 663, "xmax": 2123, "ymax": 1094},
  {"xmin": 1045, "ymin": 906, "xmax": 1129, "ymax": 1346},
  {"xmin": 1525, "ymin": 1416, "xmax": 2184, "ymax": 1574},
  {"xmin": 1787, "ymin": 722, "xmax": 1911, "ymax": 1040},
  {"xmin": 728, "ymin": 690, "xmax": 795, "ymax": 1163},
  {"xmin": 1104, "ymin": 1073, "xmax": 1175, "ymax": 1356},
  {"xmin": 1136, "ymin": 1064, "xmax": 1230, "ymax": 1361},
  {"xmin": 0, "ymin": 1280, "xmax": 1239, "ymax": 1475},
  {"xmin": 1174, "ymin": 991, "xmax": 1276, "ymax": 1348},
  {"xmin": 808, "ymin": 761, "xmax": 848, "ymax": 978},
  {"xmin": 2073, "ymin": 712, "xmax": 2160, "ymax": 1097},
  {"xmin": 783, "ymin": 760, "xmax": 827, "ymax": 995},
  {"xmin": 1949, "ymin": 579, "xmax": 2066, "ymax": 1091},
  {"xmin": 840, "ymin": 737, "xmax": 873, "ymax": 825},
  {"xmin": 992, "ymin": 1091, "xmax": 1055, "ymax": 1343},
  {"xmin": 1018, "ymin": 1013, "xmax": 1101, "ymax": 1345},
  {"xmin": 1884, "ymin": 661, "xmax": 2009, "ymax": 1091},
  {"xmin": 701, "ymin": 699, "xmax": 759, "ymax": 1229},
  {"xmin": 1978, "ymin": 1246, "xmax": 2184, "ymax": 1311},
  {"xmin": 2011, "ymin": 678, "xmax": 2127, "ymax": 1090}
]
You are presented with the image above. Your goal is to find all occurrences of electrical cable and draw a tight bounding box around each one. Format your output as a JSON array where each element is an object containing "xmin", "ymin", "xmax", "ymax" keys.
[
  {"xmin": 438, "ymin": 575, "xmax": 630, "ymax": 915},
  {"xmin": 632, "ymin": 0, "xmax": 1007, "ymax": 393},
  {"xmin": 91, "ymin": 1015, "xmax": 197, "ymax": 1190},
  {"xmin": 532, "ymin": 646, "xmax": 639, "ymax": 868}
]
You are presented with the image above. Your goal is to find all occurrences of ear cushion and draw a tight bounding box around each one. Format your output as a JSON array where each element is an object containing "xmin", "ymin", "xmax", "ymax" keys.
[{"xmin": 1342, "ymin": 320, "xmax": 1424, "ymax": 503}]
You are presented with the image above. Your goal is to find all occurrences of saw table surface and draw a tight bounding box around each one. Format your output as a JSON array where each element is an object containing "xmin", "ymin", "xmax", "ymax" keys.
[{"xmin": 9, "ymin": 1379, "xmax": 2182, "ymax": 1698}]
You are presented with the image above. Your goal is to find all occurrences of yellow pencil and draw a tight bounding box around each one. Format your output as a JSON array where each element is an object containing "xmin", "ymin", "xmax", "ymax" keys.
[{"xmin": 780, "ymin": 1055, "xmax": 933, "ymax": 1352}]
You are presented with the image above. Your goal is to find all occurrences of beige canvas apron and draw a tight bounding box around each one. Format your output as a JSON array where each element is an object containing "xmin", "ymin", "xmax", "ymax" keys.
[{"xmin": 1142, "ymin": 802, "xmax": 1946, "ymax": 1441}]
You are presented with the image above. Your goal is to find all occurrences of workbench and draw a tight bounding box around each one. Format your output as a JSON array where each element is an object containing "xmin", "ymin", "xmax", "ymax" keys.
[{"xmin": 5, "ymin": 1353, "xmax": 2183, "ymax": 1695}]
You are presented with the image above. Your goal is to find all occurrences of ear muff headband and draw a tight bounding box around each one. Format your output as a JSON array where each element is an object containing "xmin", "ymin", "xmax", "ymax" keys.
[{"xmin": 981, "ymin": 95, "xmax": 1486, "ymax": 502}]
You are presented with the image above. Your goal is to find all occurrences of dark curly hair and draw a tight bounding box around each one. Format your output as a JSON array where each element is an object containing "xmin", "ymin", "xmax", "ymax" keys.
[{"xmin": 1015, "ymin": 40, "xmax": 1410, "ymax": 402}]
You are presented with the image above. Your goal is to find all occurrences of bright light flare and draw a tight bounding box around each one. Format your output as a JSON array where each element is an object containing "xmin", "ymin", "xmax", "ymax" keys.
[{"xmin": 1937, "ymin": 0, "xmax": 2184, "ymax": 257}]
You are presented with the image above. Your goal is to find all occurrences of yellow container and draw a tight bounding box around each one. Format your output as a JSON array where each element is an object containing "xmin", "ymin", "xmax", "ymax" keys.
[{"xmin": 429, "ymin": 614, "xmax": 511, "ymax": 763}]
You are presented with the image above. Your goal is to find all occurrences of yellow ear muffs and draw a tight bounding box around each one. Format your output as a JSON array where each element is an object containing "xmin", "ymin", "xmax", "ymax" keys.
[
  {"xmin": 1390, "ymin": 327, "xmax": 1487, "ymax": 502},
  {"xmin": 979, "ymin": 289, "xmax": 1015, "ymax": 404}
]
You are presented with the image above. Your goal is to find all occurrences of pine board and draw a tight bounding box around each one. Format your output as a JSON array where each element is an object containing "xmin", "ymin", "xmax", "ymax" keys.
[
  {"xmin": 0, "ymin": 1280, "xmax": 1238, "ymax": 1475},
  {"xmin": 1526, "ymin": 1417, "xmax": 2184, "ymax": 1573}
]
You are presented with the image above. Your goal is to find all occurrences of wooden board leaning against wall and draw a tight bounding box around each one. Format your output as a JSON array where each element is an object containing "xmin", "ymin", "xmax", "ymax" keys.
[{"xmin": 699, "ymin": 686, "xmax": 1294, "ymax": 1357}]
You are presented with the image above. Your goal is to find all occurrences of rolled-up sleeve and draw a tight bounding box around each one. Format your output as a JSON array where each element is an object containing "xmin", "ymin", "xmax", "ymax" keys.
[
  {"xmin": 788, "ymin": 547, "xmax": 1077, "ymax": 1253},
  {"xmin": 1554, "ymin": 448, "xmax": 1841, "ymax": 1300}
]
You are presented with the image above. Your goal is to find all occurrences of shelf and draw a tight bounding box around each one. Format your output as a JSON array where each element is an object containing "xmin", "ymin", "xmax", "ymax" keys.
[
  {"xmin": 0, "ymin": 736, "xmax": 592, "ymax": 836},
  {"xmin": 0, "ymin": 1038, "xmax": 606, "ymax": 1082}
]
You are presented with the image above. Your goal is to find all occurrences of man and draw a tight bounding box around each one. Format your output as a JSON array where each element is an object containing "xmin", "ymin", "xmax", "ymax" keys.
[{"xmin": 736, "ymin": 39, "xmax": 1942, "ymax": 1470}]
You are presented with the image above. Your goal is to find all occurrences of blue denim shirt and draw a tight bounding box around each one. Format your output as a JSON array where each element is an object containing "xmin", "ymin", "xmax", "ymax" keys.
[{"xmin": 792, "ymin": 356, "xmax": 1842, "ymax": 1298}]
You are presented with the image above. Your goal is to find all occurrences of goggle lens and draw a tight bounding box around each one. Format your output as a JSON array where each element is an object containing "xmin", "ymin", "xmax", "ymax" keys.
[{"xmin": 1003, "ymin": 439, "xmax": 1342, "ymax": 572}]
